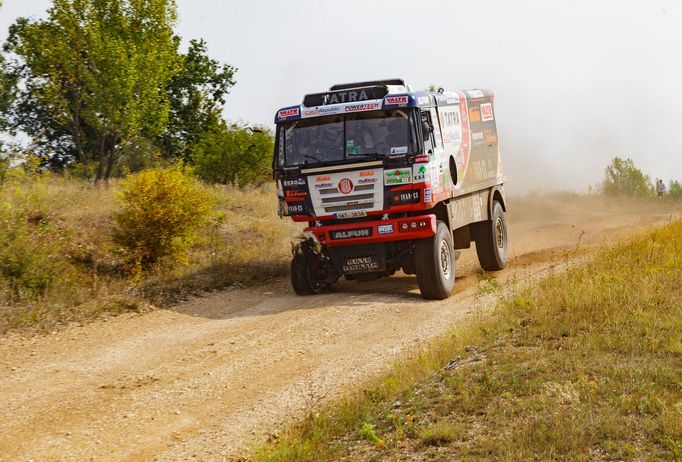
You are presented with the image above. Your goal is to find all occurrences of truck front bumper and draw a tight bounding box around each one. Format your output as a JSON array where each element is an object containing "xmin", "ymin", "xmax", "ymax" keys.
[{"xmin": 306, "ymin": 214, "xmax": 437, "ymax": 247}]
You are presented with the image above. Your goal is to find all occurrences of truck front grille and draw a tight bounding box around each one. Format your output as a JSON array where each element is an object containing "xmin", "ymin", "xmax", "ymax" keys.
[
  {"xmin": 307, "ymin": 168, "xmax": 384, "ymax": 217},
  {"xmin": 321, "ymin": 183, "xmax": 377, "ymax": 214}
]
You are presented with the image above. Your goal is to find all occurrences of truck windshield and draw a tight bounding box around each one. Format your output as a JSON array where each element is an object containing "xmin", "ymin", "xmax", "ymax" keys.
[{"xmin": 279, "ymin": 109, "xmax": 417, "ymax": 167}]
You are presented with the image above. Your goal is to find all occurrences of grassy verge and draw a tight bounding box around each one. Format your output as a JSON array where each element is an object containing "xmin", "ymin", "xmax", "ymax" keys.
[
  {"xmin": 252, "ymin": 219, "xmax": 682, "ymax": 461},
  {"xmin": 0, "ymin": 173, "xmax": 300, "ymax": 333}
]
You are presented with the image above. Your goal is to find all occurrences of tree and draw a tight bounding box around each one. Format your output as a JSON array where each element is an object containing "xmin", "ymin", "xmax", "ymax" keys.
[
  {"xmin": 0, "ymin": 0, "xmax": 15, "ymax": 137},
  {"xmin": 602, "ymin": 157, "xmax": 653, "ymax": 198},
  {"xmin": 0, "ymin": 55, "xmax": 14, "ymax": 132},
  {"xmin": 192, "ymin": 122, "xmax": 273, "ymax": 185},
  {"xmin": 4, "ymin": 0, "xmax": 181, "ymax": 180},
  {"xmin": 160, "ymin": 39, "xmax": 237, "ymax": 161},
  {"xmin": 669, "ymin": 180, "xmax": 682, "ymax": 199}
]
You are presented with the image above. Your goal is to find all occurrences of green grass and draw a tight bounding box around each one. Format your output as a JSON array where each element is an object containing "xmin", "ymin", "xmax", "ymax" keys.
[{"xmin": 252, "ymin": 219, "xmax": 682, "ymax": 461}]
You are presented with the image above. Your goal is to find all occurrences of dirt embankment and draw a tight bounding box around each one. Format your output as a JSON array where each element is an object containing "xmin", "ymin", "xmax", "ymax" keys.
[{"xmin": 0, "ymin": 195, "xmax": 678, "ymax": 461}]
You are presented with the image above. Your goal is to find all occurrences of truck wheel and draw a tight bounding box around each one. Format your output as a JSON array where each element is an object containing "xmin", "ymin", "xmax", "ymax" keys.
[
  {"xmin": 290, "ymin": 252, "xmax": 323, "ymax": 295},
  {"xmin": 475, "ymin": 201, "xmax": 508, "ymax": 271},
  {"xmin": 415, "ymin": 221, "xmax": 456, "ymax": 300}
]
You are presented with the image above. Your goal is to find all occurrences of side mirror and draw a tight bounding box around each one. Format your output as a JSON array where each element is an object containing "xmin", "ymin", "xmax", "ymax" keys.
[{"xmin": 422, "ymin": 120, "xmax": 433, "ymax": 136}]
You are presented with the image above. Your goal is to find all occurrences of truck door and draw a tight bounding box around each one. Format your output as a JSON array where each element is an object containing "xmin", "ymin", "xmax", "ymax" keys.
[{"xmin": 427, "ymin": 108, "xmax": 446, "ymax": 194}]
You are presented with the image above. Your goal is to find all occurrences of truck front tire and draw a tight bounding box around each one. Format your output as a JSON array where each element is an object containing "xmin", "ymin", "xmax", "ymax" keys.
[
  {"xmin": 474, "ymin": 200, "xmax": 508, "ymax": 271},
  {"xmin": 291, "ymin": 252, "xmax": 323, "ymax": 295},
  {"xmin": 415, "ymin": 221, "xmax": 456, "ymax": 300}
]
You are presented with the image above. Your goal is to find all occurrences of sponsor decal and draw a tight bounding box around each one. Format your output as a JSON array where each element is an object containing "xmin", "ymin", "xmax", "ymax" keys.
[
  {"xmin": 319, "ymin": 106, "xmax": 341, "ymax": 115},
  {"xmin": 441, "ymin": 111, "xmax": 460, "ymax": 127},
  {"xmin": 472, "ymin": 131, "xmax": 485, "ymax": 145},
  {"xmin": 413, "ymin": 165, "xmax": 429, "ymax": 182},
  {"xmin": 418, "ymin": 96, "xmax": 430, "ymax": 105},
  {"xmin": 469, "ymin": 107, "xmax": 481, "ymax": 122},
  {"xmin": 358, "ymin": 178, "xmax": 377, "ymax": 185},
  {"xmin": 359, "ymin": 171, "xmax": 374, "ymax": 177},
  {"xmin": 342, "ymin": 256, "xmax": 380, "ymax": 273},
  {"xmin": 315, "ymin": 176, "xmax": 331, "ymax": 183},
  {"xmin": 338, "ymin": 178, "xmax": 354, "ymax": 194},
  {"xmin": 314, "ymin": 182, "xmax": 334, "ymax": 189},
  {"xmin": 385, "ymin": 96, "xmax": 408, "ymax": 105},
  {"xmin": 283, "ymin": 178, "xmax": 305, "ymax": 187},
  {"xmin": 344, "ymin": 102, "xmax": 381, "ymax": 112},
  {"xmin": 303, "ymin": 108, "xmax": 320, "ymax": 117},
  {"xmin": 334, "ymin": 211, "xmax": 367, "ymax": 219},
  {"xmin": 390, "ymin": 146, "xmax": 408, "ymax": 155},
  {"xmin": 378, "ymin": 224, "xmax": 394, "ymax": 235},
  {"xmin": 278, "ymin": 107, "xmax": 300, "ymax": 119},
  {"xmin": 424, "ymin": 188, "xmax": 432, "ymax": 202},
  {"xmin": 328, "ymin": 89, "xmax": 370, "ymax": 104},
  {"xmin": 285, "ymin": 190, "xmax": 307, "ymax": 201},
  {"xmin": 390, "ymin": 189, "xmax": 420, "ymax": 204},
  {"xmin": 398, "ymin": 191, "xmax": 420, "ymax": 203},
  {"xmin": 467, "ymin": 90, "xmax": 484, "ymax": 98},
  {"xmin": 430, "ymin": 164, "xmax": 440, "ymax": 187},
  {"xmin": 485, "ymin": 134, "xmax": 498, "ymax": 144},
  {"xmin": 480, "ymin": 103, "xmax": 494, "ymax": 122},
  {"xmin": 304, "ymin": 87, "xmax": 388, "ymax": 107},
  {"xmin": 287, "ymin": 203, "xmax": 304, "ymax": 214},
  {"xmin": 330, "ymin": 227, "xmax": 373, "ymax": 240},
  {"xmin": 384, "ymin": 169, "xmax": 412, "ymax": 185}
]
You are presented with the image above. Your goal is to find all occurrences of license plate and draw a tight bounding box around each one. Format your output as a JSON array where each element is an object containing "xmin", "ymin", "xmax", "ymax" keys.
[
  {"xmin": 342, "ymin": 256, "xmax": 380, "ymax": 274},
  {"xmin": 334, "ymin": 211, "xmax": 368, "ymax": 219}
]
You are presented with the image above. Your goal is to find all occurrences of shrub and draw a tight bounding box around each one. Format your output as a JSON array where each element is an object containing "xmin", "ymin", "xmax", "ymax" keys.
[
  {"xmin": 669, "ymin": 180, "xmax": 682, "ymax": 199},
  {"xmin": 0, "ymin": 185, "xmax": 67, "ymax": 302},
  {"xmin": 602, "ymin": 157, "xmax": 653, "ymax": 198},
  {"xmin": 113, "ymin": 166, "xmax": 215, "ymax": 270},
  {"xmin": 191, "ymin": 123, "xmax": 273, "ymax": 185}
]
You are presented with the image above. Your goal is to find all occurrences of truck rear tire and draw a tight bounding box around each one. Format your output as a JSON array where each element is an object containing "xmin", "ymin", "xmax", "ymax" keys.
[
  {"xmin": 475, "ymin": 201, "xmax": 508, "ymax": 271},
  {"xmin": 290, "ymin": 252, "xmax": 323, "ymax": 295},
  {"xmin": 415, "ymin": 221, "xmax": 456, "ymax": 300}
]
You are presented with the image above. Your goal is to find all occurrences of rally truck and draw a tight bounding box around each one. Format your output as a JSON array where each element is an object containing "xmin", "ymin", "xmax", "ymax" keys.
[{"xmin": 273, "ymin": 79, "xmax": 508, "ymax": 300}]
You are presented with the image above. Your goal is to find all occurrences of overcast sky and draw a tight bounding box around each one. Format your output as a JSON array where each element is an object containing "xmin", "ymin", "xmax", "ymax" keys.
[{"xmin": 2, "ymin": 0, "xmax": 681, "ymax": 191}]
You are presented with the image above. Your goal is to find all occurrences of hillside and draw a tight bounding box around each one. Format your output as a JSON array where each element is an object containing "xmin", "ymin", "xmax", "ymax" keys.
[{"xmin": 0, "ymin": 175, "xmax": 300, "ymax": 332}]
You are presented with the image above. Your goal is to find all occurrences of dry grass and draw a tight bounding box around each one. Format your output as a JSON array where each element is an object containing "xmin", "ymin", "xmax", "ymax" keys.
[
  {"xmin": 138, "ymin": 183, "xmax": 302, "ymax": 303},
  {"xmin": 252, "ymin": 219, "xmax": 682, "ymax": 461},
  {"xmin": 0, "ymin": 173, "xmax": 300, "ymax": 332}
]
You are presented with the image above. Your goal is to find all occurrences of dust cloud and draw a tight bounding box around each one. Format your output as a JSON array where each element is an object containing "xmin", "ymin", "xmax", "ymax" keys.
[{"xmin": 172, "ymin": 0, "xmax": 682, "ymax": 193}]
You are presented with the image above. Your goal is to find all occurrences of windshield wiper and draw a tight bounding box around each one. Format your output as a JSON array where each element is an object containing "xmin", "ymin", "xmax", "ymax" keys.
[
  {"xmin": 304, "ymin": 154, "xmax": 322, "ymax": 163},
  {"xmin": 348, "ymin": 152, "xmax": 385, "ymax": 160}
]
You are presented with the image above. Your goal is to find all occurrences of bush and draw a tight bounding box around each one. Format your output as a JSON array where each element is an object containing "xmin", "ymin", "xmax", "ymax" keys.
[
  {"xmin": 191, "ymin": 123, "xmax": 273, "ymax": 185},
  {"xmin": 602, "ymin": 157, "xmax": 653, "ymax": 198},
  {"xmin": 113, "ymin": 166, "xmax": 215, "ymax": 270},
  {"xmin": 669, "ymin": 180, "xmax": 682, "ymax": 199},
  {"xmin": 0, "ymin": 184, "xmax": 68, "ymax": 302}
]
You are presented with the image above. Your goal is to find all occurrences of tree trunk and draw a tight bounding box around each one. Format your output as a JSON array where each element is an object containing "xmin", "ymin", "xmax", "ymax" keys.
[
  {"xmin": 95, "ymin": 134, "xmax": 107, "ymax": 182},
  {"xmin": 99, "ymin": 134, "xmax": 121, "ymax": 182},
  {"xmin": 72, "ymin": 104, "xmax": 85, "ymax": 164},
  {"xmin": 104, "ymin": 148, "xmax": 116, "ymax": 181}
]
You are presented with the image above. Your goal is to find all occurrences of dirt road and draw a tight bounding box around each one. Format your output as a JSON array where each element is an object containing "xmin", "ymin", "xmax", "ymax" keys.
[{"xmin": 0, "ymin": 196, "xmax": 678, "ymax": 461}]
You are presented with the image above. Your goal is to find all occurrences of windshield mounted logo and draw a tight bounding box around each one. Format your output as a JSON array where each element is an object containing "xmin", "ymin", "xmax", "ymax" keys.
[{"xmin": 338, "ymin": 178, "xmax": 354, "ymax": 194}]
